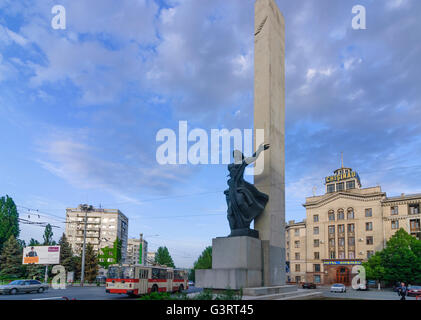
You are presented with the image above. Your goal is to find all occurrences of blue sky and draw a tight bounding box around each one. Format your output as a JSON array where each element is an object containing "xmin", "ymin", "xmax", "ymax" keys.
[{"xmin": 0, "ymin": 0, "xmax": 420, "ymax": 268}]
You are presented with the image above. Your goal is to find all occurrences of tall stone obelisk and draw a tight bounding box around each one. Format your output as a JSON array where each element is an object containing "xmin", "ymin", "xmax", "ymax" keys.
[{"xmin": 254, "ymin": 0, "xmax": 286, "ymax": 286}]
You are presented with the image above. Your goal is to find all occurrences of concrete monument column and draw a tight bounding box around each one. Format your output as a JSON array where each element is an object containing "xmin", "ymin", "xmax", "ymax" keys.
[{"xmin": 253, "ymin": 0, "xmax": 286, "ymax": 286}]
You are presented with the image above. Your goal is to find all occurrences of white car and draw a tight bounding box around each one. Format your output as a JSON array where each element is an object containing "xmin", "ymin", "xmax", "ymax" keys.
[
  {"xmin": 330, "ymin": 283, "xmax": 346, "ymax": 293},
  {"xmin": 355, "ymin": 283, "xmax": 367, "ymax": 291}
]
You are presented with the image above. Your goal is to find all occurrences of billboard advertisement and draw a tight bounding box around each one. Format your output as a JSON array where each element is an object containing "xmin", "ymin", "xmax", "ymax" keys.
[{"xmin": 22, "ymin": 246, "xmax": 60, "ymax": 265}]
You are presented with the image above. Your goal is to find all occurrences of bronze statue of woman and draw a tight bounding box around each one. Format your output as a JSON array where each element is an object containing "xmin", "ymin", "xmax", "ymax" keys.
[{"xmin": 224, "ymin": 143, "xmax": 270, "ymax": 238}]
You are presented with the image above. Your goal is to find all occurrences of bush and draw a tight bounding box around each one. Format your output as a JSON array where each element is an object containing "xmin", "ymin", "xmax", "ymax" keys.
[{"xmin": 139, "ymin": 292, "xmax": 174, "ymax": 300}]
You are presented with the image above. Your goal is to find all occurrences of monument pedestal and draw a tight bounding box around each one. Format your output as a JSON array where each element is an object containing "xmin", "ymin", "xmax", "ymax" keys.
[{"xmin": 195, "ymin": 236, "xmax": 262, "ymax": 290}]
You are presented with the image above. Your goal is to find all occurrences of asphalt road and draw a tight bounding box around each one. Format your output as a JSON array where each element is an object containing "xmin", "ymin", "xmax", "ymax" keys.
[
  {"xmin": 0, "ymin": 285, "xmax": 202, "ymax": 300},
  {"xmin": 313, "ymin": 286, "xmax": 420, "ymax": 300},
  {"xmin": 1, "ymin": 285, "xmax": 416, "ymax": 300}
]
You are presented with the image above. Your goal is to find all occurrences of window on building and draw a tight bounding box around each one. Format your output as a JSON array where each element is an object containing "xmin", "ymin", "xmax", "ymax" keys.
[
  {"xmin": 314, "ymin": 252, "xmax": 320, "ymax": 260},
  {"xmin": 327, "ymin": 184, "xmax": 335, "ymax": 193},
  {"xmin": 367, "ymin": 250, "xmax": 374, "ymax": 259},
  {"xmin": 347, "ymin": 224, "xmax": 355, "ymax": 233},
  {"xmin": 295, "ymin": 276, "xmax": 301, "ymax": 283},
  {"xmin": 338, "ymin": 251, "xmax": 345, "ymax": 259},
  {"xmin": 328, "ymin": 225, "xmax": 335, "ymax": 234},
  {"xmin": 410, "ymin": 219, "xmax": 421, "ymax": 232},
  {"xmin": 348, "ymin": 251, "xmax": 355, "ymax": 259},
  {"xmin": 314, "ymin": 264, "xmax": 321, "ymax": 272},
  {"xmin": 314, "ymin": 215, "xmax": 319, "ymax": 222},
  {"xmin": 391, "ymin": 220, "xmax": 399, "ymax": 229},
  {"xmin": 409, "ymin": 204, "xmax": 420, "ymax": 215},
  {"xmin": 338, "ymin": 238, "xmax": 345, "ymax": 247},
  {"xmin": 314, "ymin": 227, "xmax": 319, "ymax": 235},
  {"xmin": 338, "ymin": 224, "xmax": 345, "ymax": 233},
  {"xmin": 294, "ymin": 229, "xmax": 300, "ymax": 236},
  {"xmin": 391, "ymin": 206, "xmax": 399, "ymax": 215},
  {"xmin": 347, "ymin": 208, "xmax": 354, "ymax": 220},
  {"xmin": 328, "ymin": 211, "xmax": 335, "ymax": 221},
  {"xmin": 330, "ymin": 251, "xmax": 336, "ymax": 259},
  {"xmin": 295, "ymin": 264, "xmax": 301, "ymax": 272},
  {"xmin": 365, "ymin": 208, "xmax": 372, "ymax": 217},
  {"xmin": 366, "ymin": 236, "xmax": 374, "ymax": 245},
  {"xmin": 336, "ymin": 182, "xmax": 344, "ymax": 192},
  {"xmin": 314, "ymin": 239, "xmax": 320, "ymax": 247},
  {"xmin": 366, "ymin": 222, "xmax": 373, "ymax": 231},
  {"xmin": 346, "ymin": 180, "xmax": 355, "ymax": 190},
  {"xmin": 337, "ymin": 209, "xmax": 345, "ymax": 220},
  {"xmin": 348, "ymin": 237, "xmax": 355, "ymax": 246},
  {"xmin": 329, "ymin": 238, "xmax": 335, "ymax": 247},
  {"xmin": 295, "ymin": 253, "xmax": 300, "ymax": 260},
  {"xmin": 314, "ymin": 275, "xmax": 321, "ymax": 283},
  {"xmin": 295, "ymin": 241, "xmax": 300, "ymax": 248}
]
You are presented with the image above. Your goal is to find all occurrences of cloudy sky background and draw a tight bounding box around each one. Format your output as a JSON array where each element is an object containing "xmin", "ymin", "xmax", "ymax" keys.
[{"xmin": 0, "ymin": 0, "xmax": 420, "ymax": 267}]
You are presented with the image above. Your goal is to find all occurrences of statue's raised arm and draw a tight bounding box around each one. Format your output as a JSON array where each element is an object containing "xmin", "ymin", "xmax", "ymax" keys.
[{"xmin": 245, "ymin": 143, "xmax": 270, "ymax": 165}]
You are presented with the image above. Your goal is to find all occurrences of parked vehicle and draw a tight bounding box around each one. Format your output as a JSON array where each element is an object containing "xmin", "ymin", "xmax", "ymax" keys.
[
  {"xmin": 302, "ymin": 282, "xmax": 316, "ymax": 289},
  {"xmin": 330, "ymin": 283, "xmax": 346, "ymax": 293},
  {"xmin": 407, "ymin": 286, "xmax": 421, "ymax": 297},
  {"xmin": 188, "ymin": 281, "xmax": 194, "ymax": 287},
  {"xmin": 0, "ymin": 280, "xmax": 49, "ymax": 295},
  {"xmin": 355, "ymin": 283, "xmax": 368, "ymax": 291}
]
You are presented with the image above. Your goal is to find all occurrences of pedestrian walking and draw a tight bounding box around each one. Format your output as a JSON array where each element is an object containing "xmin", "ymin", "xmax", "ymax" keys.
[{"xmin": 398, "ymin": 282, "xmax": 407, "ymax": 301}]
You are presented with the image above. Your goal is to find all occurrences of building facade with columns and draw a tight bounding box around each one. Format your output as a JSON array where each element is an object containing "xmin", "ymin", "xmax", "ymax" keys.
[{"xmin": 286, "ymin": 166, "xmax": 421, "ymax": 286}]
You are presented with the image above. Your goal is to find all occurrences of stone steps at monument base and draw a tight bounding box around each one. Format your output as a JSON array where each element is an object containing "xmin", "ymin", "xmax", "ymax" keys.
[
  {"xmin": 242, "ymin": 285, "xmax": 296, "ymax": 296},
  {"xmin": 243, "ymin": 291, "xmax": 323, "ymax": 300}
]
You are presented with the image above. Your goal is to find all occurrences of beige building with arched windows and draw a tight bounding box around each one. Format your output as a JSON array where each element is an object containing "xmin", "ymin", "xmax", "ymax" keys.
[{"xmin": 286, "ymin": 166, "xmax": 421, "ymax": 286}]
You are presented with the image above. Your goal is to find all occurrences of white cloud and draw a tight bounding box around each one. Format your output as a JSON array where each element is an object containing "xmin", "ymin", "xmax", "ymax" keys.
[
  {"xmin": 306, "ymin": 66, "xmax": 335, "ymax": 82},
  {"xmin": 0, "ymin": 24, "xmax": 28, "ymax": 46},
  {"xmin": 386, "ymin": 0, "xmax": 409, "ymax": 10}
]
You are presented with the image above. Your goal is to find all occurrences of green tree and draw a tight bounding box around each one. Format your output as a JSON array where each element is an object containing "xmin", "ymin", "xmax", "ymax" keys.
[
  {"xmin": 28, "ymin": 238, "xmax": 40, "ymax": 246},
  {"xmin": 73, "ymin": 244, "xmax": 99, "ymax": 282},
  {"xmin": 190, "ymin": 246, "xmax": 212, "ymax": 281},
  {"xmin": 363, "ymin": 229, "xmax": 421, "ymax": 285},
  {"xmin": 84, "ymin": 243, "xmax": 99, "ymax": 282},
  {"xmin": 25, "ymin": 264, "xmax": 45, "ymax": 281},
  {"xmin": 0, "ymin": 195, "xmax": 20, "ymax": 251},
  {"xmin": 155, "ymin": 246, "xmax": 175, "ymax": 268},
  {"xmin": 98, "ymin": 238, "xmax": 122, "ymax": 269},
  {"xmin": 59, "ymin": 234, "xmax": 74, "ymax": 272},
  {"xmin": 0, "ymin": 235, "xmax": 24, "ymax": 279},
  {"xmin": 43, "ymin": 224, "xmax": 54, "ymax": 245}
]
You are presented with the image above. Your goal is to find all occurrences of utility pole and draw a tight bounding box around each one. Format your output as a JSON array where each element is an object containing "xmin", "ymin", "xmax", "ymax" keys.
[{"xmin": 80, "ymin": 204, "xmax": 93, "ymax": 287}]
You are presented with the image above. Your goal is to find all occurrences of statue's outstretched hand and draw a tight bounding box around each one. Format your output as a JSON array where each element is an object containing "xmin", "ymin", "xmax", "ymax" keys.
[{"xmin": 258, "ymin": 143, "xmax": 270, "ymax": 153}]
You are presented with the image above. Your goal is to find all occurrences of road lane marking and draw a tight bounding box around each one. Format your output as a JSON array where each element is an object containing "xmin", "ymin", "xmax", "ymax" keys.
[{"xmin": 32, "ymin": 297, "xmax": 65, "ymax": 300}]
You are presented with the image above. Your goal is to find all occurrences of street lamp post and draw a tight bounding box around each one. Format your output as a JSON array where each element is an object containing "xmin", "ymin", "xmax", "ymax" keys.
[{"xmin": 80, "ymin": 204, "xmax": 93, "ymax": 287}]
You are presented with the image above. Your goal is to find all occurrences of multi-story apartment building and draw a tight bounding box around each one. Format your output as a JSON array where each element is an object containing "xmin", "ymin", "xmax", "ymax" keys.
[
  {"xmin": 65, "ymin": 205, "xmax": 129, "ymax": 263},
  {"xmin": 286, "ymin": 220, "xmax": 307, "ymax": 283},
  {"xmin": 286, "ymin": 166, "xmax": 421, "ymax": 286},
  {"xmin": 126, "ymin": 237, "xmax": 148, "ymax": 265}
]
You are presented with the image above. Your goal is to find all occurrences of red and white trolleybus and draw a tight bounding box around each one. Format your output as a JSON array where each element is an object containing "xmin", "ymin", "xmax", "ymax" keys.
[{"xmin": 105, "ymin": 264, "xmax": 188, "ymax": 297}]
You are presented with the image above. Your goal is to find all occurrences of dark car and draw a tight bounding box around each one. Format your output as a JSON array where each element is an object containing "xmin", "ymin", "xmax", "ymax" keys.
[
  {"xmin": 0, "ymin": 280, "xmax": 49, "ymax": 295},
  {"xmin": 407, "ymin": 286, "xmax": 421, "ymax": 297},
  {"xmin": 302, "ymin": 282, "xmax": 316, "ymax": 289}
]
